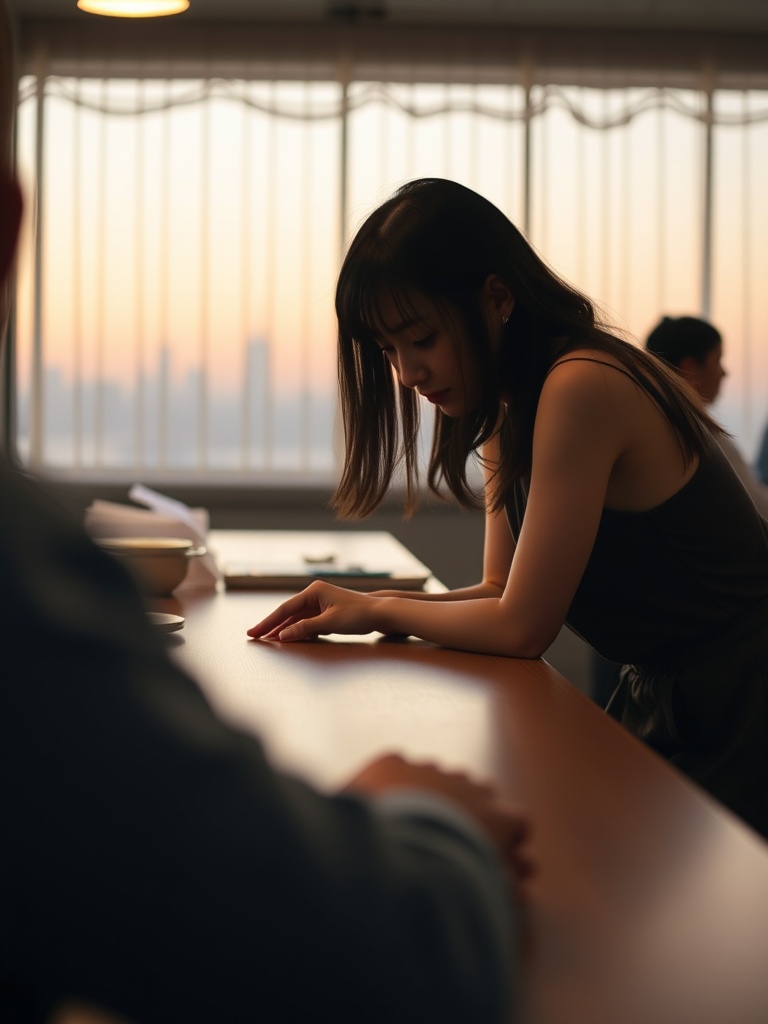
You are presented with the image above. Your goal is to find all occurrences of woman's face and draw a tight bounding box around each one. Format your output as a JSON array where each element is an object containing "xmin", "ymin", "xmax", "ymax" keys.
[
  {"xmin": 695, "ymin": 342, "xmax": 727, "ymax": 404},
  {"xmin": 371, "ymin": 292, "xmax": 481, "ymax": 417},
  {"xmin": 680, "ymin": 341, "xmax": 726, "ymax": 405}
]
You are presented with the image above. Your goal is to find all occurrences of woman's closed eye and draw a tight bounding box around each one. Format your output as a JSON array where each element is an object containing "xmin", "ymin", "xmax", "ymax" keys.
[{"xmin": 376, "ymin": 333, "xmax": 435, "ymax": 358}]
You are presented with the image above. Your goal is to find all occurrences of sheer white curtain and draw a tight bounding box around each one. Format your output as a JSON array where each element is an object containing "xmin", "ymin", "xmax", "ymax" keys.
[{"xmin": 11, "ymin": 54, "xmax": 768, "ymax": 480}]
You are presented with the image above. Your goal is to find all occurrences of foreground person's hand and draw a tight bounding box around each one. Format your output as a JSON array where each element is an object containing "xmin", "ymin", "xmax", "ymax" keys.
[
  {"xmin": 344, "ymin": 753, "xmax": 535, "ymax": 898},
  {"xmin": 247, "ymin": 580, "xmax": 382, "ymax": 641}
]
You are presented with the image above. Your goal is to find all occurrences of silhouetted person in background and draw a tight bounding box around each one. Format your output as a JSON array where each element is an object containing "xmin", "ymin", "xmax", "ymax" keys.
[{"xmin": 645, "ymin": 315, "xmax": 768, "ymax": 519}]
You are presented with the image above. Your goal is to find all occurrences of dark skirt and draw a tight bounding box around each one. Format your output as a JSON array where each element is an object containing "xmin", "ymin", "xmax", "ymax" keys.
[{"xmin": 606, "ymin": 600, "xmax": 768, "ymax": 839}]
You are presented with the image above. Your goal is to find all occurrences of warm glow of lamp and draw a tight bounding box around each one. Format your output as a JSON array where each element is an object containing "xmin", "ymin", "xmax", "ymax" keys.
[{"xmin": 77, "ymin": 0, "xmax": 190, "ymax": 16}]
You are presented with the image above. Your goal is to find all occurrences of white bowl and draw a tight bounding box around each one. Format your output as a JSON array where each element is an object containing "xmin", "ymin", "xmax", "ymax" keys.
[{"xmin": 96, "ymin": 536, "xmax": 205, "ymax": 596}]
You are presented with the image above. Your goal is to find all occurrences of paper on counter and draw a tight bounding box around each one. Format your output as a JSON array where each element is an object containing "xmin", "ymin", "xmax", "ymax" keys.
[
  {"xmin": 129, "ymin": 483, "xmax": 204, "ymax": 535},
  {"xmin": 84, "ymin": 486, "xmax": 221, "ymax": 586}
]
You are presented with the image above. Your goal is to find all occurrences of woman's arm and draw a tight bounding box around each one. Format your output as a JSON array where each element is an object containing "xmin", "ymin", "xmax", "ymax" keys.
[
  {"xmin": 370, "ymin": 433, "xmax": 515, "ymax": 603},
  {"xmin": 248, "ymin": 361, "xmax": 627, "ymax": 656}
]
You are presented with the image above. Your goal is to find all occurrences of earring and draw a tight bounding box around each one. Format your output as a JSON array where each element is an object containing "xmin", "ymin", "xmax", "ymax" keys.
[{"xmin": 502, "ymin": 315, "xmax": 509, "ymax": 325}]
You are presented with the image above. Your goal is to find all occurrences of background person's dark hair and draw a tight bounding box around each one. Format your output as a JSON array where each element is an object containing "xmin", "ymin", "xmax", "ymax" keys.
[
  {"xmin": 333, "ymin": 178, "xmax": 724, "ymax": 519},
  {"xmin": 645, "ymin": 315, "xmax": 722, "ymax": 370}
]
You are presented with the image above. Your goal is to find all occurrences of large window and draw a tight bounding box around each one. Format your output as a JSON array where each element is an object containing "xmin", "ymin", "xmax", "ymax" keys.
[{"xmin": 11, "ymin": 56, "xmax": 768, "ymax": 482}]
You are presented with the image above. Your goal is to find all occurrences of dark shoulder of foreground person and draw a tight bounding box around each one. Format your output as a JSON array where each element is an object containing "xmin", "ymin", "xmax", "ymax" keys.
[{"xmin": 0, "ymin": 460, "xmax": 519, "ymax": 1024}]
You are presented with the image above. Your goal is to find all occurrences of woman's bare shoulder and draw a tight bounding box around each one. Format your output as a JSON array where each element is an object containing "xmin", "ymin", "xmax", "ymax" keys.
[
  {"xmin": 534, "ymin": 347, "xmax": 655, "ymax": 456},
  {"xmin": 544, "ymin": 347, "xmax": 645, "ymax": 401},
  {"xmin": 543, "ymin": 347, "xmax": 633, "ymax": 392},
  {"xmin": 548, "ymin": 346, "xmax": 633, "ymax": 376}
]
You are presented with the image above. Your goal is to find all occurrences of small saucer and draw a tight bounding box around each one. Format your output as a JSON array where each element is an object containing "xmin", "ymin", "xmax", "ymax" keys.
[{"xmin": 147, "ymin": 611, "xmax": 185, "ymax": 633}]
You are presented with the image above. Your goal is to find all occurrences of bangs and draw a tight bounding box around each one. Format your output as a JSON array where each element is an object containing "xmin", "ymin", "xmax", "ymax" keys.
[
  {"xmin": 336, "ymin": 226, "xmax": 442, "ymax": 349},
  {"xmin": 333, "ymin": 234, "xmax": 426, "ymax": 519},
  {"xmin": 339, "ymin": 277, "xmax": 432, "ymax": 350}
]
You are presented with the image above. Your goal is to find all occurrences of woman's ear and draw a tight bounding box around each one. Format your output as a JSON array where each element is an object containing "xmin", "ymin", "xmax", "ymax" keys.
[
  {"xmin": 482, "ymin": 273, "xmax": 515, "ymax": 323},
  {"xmin": 677, "ymin": 354, "xmax": 702, "ymax": 383}
]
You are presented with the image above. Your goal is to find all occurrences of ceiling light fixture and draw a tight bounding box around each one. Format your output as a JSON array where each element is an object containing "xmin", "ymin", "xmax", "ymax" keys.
[{"xmin": 77, "ymin": 0, "xmax": 190, "ymax": 17}]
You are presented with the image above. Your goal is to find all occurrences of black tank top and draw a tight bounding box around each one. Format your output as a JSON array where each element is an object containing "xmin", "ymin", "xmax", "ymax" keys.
[{"xmin": 505, "ymin": 361, "xmax": 768, "ymax": 664}]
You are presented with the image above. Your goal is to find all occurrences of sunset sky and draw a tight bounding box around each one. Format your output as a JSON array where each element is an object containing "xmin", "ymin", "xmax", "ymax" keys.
[{"xmin": 12, "ymin": 77, "xmax": 768, "ymax": 468}]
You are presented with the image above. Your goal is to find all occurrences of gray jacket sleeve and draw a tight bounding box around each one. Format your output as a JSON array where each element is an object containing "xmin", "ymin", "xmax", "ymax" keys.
[{"xmin": 372, "ymin": 789, "xmax": 519, "ymax": 1021}]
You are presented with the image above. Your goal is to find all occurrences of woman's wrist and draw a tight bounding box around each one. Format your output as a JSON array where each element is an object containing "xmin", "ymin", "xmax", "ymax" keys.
[{"xmin": 372, "ymin": 594, "xmax": 403, "ymax": 635}]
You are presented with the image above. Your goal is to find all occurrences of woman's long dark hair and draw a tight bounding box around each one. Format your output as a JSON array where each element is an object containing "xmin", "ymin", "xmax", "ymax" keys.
[{"xmin": 332, "ymin": 177, "xmax": 723, "ymax": 519}]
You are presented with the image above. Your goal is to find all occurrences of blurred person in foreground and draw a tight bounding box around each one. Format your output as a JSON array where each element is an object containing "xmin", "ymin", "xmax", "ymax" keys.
[
  {"xmin": 645, "ymin": 315, "xmax": 768, "ymax": 520},
  {"xmin": 0, "ymin": 4, "xmax": 531, "ymax": 1022}
]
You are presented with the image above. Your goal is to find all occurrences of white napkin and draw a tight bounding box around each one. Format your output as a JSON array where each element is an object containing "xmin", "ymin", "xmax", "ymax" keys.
[{"xmin": 84, "ymin": 484, "xmax": 222, "ymax": 586}]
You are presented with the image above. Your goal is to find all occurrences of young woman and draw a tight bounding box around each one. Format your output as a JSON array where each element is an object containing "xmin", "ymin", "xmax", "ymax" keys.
[{"xmin": 248, "ymin": 178, "xmax": 768, "ymax": 836}]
